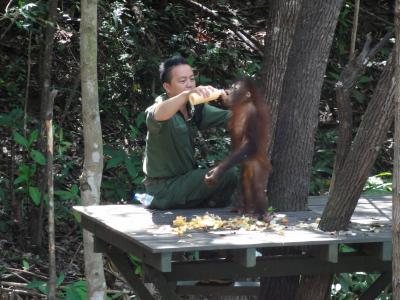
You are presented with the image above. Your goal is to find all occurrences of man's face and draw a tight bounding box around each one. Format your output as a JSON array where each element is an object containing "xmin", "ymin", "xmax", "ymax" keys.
[{"xmin": 163, "ymin": 64, "xmax": 196, "ymax": 97}]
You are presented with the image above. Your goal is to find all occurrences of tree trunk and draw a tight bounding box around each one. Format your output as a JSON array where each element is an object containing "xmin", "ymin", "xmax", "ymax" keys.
[
  {"xmin": 80, "ymin": 0, "xmax": 107, "ymax": 299},
  {"xmin": 260, "ymin": 1, "xmax": 343, "ymax": 299},
  {"xmin": 259, "ymin": 275, "xmax": 299, "ymax": 299},
  {"xmin": 46, "ymin": 90, "xmax": 57, "ymax": 300},
  {"xmin": 393, "ymin": 1, "xmax": 400, "ymax": 298},
  {"xmin": 260, "ymin": 0, "xmax": 303, "ymax": 150},
  {"xmin": 10, "ymin": 136, "xmax": 23, "ymax": 247},
  {"xmin": 30, "ymin": 0, "xmax": 58, "ymax": 250},
  {"xmin": 319, "ymin": 55, "xmax": 395, "ymax": 231},
  {"xmin": 329, "ymin": 32, "xmax": 392, "ymax": 193},
  {"xmin": 295, "ymin": 274, "xmax": 332, "ymax": 300},
  {"xmin": 268, "ymin": 0, "xmax": 343, "ymax": 211}
]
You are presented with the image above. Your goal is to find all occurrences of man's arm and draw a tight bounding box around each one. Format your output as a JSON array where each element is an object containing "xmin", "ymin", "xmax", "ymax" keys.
[
  {"xmin": 153, "ymin": 86, "xmax": 218, "ymax": 121},
  {"xmin": 153, "ymin": 91, "xmax": 190, "ymax": 121}
]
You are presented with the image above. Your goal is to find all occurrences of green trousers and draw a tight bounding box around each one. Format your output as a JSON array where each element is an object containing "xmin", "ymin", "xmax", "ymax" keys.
[{"xmin": 145, "ymin": 168, "xmax": 238, "ymax": 210}]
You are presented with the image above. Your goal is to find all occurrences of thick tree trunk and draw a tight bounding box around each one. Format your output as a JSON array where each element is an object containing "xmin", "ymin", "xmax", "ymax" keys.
[
  {"xmin": 260, "ymin": 1, "xmax": 343, "ymax": 299},
  {"xmin": 393, "ymin": 1, "xmax": 400, "ymax": 298},
  {"xmin": 268, "ymin": 0, "xmax": 343, "ymax": 211},
  {"xmin": 295, "ymin": 274, "xmax": 332, "ymax": 300},
  {"xmin": 30, "ymin": 0, "xmax": 58, "ymax": 249},
  {"xmin": 80, "ymin": 0, "xmax": 107, "ymax": 299},
  {"xmin": 319, "ymin": 55, "xmax": 395, "ymax": 231},
  {"xmin": 260, "ymin": 0, "xmax": 303, "ymax": 149}
]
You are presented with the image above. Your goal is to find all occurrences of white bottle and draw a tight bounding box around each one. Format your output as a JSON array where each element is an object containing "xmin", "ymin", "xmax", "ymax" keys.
[
  {"xmin": 188, "ymin": 89, "xmax": 224, "ymax": 105},
  {"xmin": 133, "ymin": 193, "xmax": 154, "ymax": 207}
]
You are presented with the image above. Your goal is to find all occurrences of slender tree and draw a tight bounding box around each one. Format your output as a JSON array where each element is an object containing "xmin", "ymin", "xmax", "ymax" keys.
[
  {"xmin": 393, "ymin": 1, "xmax": 400, "ymax": 298},
  {"xmin": 47, "ymin": 90, "xmax": 57, "ymax": 300},
  {"xmin": 319, "ymin": 55, "xmax": 395, "ymax": 230},
  {"xmin": 80, "ymin": 0, "xmax": 107, "ymax": 298},
  {"xmin": 30, "ymin": 0, "xmax": 58, "ymax": 249}
]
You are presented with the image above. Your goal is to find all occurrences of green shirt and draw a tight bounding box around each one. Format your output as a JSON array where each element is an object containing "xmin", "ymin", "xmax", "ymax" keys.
[{"xmin": 143, "ymin": 94, "xmax": 230, "ymax": 178}]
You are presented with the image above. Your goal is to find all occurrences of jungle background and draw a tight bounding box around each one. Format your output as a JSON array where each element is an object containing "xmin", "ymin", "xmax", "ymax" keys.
[{"xmin": 0, "ymin": 0, "xmax": 395, "ymax": 299}]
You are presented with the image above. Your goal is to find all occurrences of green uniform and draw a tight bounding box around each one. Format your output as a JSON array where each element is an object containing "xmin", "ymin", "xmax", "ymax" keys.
[{"xmin": 143, "ymin": 94, "xmax": 237, "ymax": 209}]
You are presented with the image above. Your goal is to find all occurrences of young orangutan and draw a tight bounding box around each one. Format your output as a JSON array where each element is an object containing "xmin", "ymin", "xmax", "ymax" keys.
[{"xmin": 204, "ymin": 78, "xmax": 272, "ymax": 217}]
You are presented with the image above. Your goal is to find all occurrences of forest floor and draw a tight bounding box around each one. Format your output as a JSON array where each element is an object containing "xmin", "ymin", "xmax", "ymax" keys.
[{"xmin": 0, "ymin": 216, "xmax": 139, "ymax": 299}]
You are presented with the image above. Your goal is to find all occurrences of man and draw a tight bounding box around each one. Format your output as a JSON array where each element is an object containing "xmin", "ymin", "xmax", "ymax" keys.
[{"xmin": 143, "ymin": 56, "xmax": 237, "ymax": 209}]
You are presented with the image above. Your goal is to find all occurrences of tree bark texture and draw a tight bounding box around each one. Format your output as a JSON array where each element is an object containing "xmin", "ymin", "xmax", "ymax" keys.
[
  {"xmin": 319, "ymin": 55, "xmax": 395, "ymax": 231},
  {"xmin": 259, "ymin": 275, "xmax": 299, "ymax": 300},
  {"xmin": 30, "ymin": 0, "xmax": 58, "ymax": 249},
  {"xmin": 393, "ymin": 1, "xmax": 400, "ymax": 298},
  {"xmin": 10, "ymin": 136, "xmax": 23, "ymax": 247},
  {"xmin": 260, "ymin": 0, "xmax": 303, "ymax": 149},
  {"xmin": 46, "ymin": 90, "xmax": 56, "ymax": 300},
  {"xmin": 329, "ymin": 35, "xmax": 371, "ymax": 192},
  {"xmin": 80, "ymin": 0, "xmax": 107, "ymax": 299},
  {"xmin": 295, "ymin": 274, "xmax": 332, "ymax": 300},
  {"xmin": 268, "ymin": 0, "xmax": 344, "ymax": 211},
  {"xmin": 329, "ymin": 32, "xmax": 392, "ymax": 193}
]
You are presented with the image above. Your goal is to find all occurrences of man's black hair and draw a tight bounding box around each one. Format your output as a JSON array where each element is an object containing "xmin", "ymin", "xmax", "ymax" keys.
[{"xmin": 159, "ymin": 56, "xmax": 189, "ymax": 84}]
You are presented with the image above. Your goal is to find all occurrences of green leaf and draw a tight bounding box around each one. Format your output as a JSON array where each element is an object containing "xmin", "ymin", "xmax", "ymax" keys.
[
  {"xmin": 352, "ymin": 89, "xmax": 365, "ymax": 104},
  {"xmin": 18, "ymin": 164, "xmax": 31, "ymax": 177},
  {"xmin": 14, "ymin": 175, "xmax": 28, "ymax": 185},
  {"xmin": 65, "ymin": 287, "xmax": 82, "ymax": 300},
  {"xmin": 72, "ymin": 211, "xmax": 81, "ymax": 223},
  {"xmin": 13, "ymin": 131, "xmax": 29, "ymax": 148},
  {"xmin": 134, "ymin": 112, "xmax": 145, "ymax": 127},
  {"xmin": 27, "ymin": 280, "xmax": 48, "ymax": 294},
  {"xmin": 64, "ymin": 280, "xmax": 87, "ymax": 300},
  {"xmin": 30, "ymin": 149, "xmax": 46, "ymax": 165},
  {"xmin": 29, "ymin": 186, "xmax": 41, "ymax": 206},
  {"xmin": 28, "ymin": 129, "xmax": 39, "ymax": 145},
  {"xmin": 376, "ymin": 172, "xmax": 392, "ymax": 177},
  {"xmin": 358, "ymin": 75, "xmax": 371, "ymax": 84},
  {"xmin": 71, "ymin": 184, "xmax": 79, "ymax": 195},
  {"xmin": 55, "ymin": 190, "xmax": 73, "ymax": 200},
  {"xmin": 106, "ymin": 156, "xmax": 124, "ymax": 169},
  {"xmin": 56, "ymin": 272, "xmax": 65, "ymax": 288},
  {"xmin": 22, "ymin": 260, "xmax": 29, "ymax": 270},
  {"xmin": 125, "ymin": 159, "xmax": 138, "ymax": 179}
]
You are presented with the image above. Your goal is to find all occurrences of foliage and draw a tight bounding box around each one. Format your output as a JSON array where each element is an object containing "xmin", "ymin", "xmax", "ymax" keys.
[
  {"xmin": 309, "ymin": 129, "xmax": 336, "ymax": 195},
  {"xmin": 331, "ymin": 272, "xmax": 392, "ymax": 299},
  {"xmin": 13, "ymin": 129, "xmax": 45, "ymax": 206},
  {"xmin": 0, "ymin": 0, "xmax": 396, "ymax": 298},
  {"xmin": 363, "ymin": 172, "xmax": 392, "ymax": 195}
]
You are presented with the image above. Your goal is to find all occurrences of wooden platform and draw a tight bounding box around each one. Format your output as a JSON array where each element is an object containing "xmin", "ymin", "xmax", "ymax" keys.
[{"xmin": 73, "ymin": 195, "xmax": 393, "ymax": 299}]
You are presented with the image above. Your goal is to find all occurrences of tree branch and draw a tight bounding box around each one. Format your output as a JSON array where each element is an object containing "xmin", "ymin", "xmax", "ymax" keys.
[
  {"xmin": 179, "ymin": 0, "xmax": 263, "ymax": 55},
  {"xmin": 330, "ymin": 32, "xmax": 393, "ymax": 191}
]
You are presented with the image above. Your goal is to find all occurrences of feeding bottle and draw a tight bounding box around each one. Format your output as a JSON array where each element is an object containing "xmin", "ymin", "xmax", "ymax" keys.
[{"xmin": 188, "ymin": 89, "xmax": 224, "ymax": 105}]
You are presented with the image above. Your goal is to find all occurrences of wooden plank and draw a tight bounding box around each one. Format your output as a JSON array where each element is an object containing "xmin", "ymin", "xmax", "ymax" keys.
[
  {"xmin": 359, "ymin": 272, "xmax": 392, "ymax": 300},
  {"xmin": 73, "ymin": 196, "xmax": 392, "ymax": 254},
  {"xmin": 307, "ymin": 195, "xmax": 392, "ymax": 207},
  {"xmin": 143, "ymin": 265, "xmax": 180, "ymax": 300},
  {"xmin": 176, "ymin": 281, "xmax": 259, "ymax": 296},
  {"xmin": 104, "ymin": 245, "xmax": 156, "ymax": 300},
  {"xmin": 166, "ymin": 254, "xmax": 391, "ymax": 281},
  {"xmin": 309, "ymin": 244, "xmax": 338, "ymax": 263},
  {"xmin": 82, "ymin": 216, "xmax": 172, "ymax": 272},
  {"xmin": 230, "ymin": 248, "xmax": 256, "ymax": 267}
]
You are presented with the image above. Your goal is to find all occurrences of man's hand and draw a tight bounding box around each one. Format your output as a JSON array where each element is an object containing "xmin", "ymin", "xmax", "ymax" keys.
[
  {"xmin": 204, "ymin": 166, "xmax": 222, "ymax": 187},
  {"xmin": 219, "ymin": 89, "xmax": 231, "ymax": 107},
  {"xmin": 189, "ymin": 85, "xmax": 218, "ymax": 99}
]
